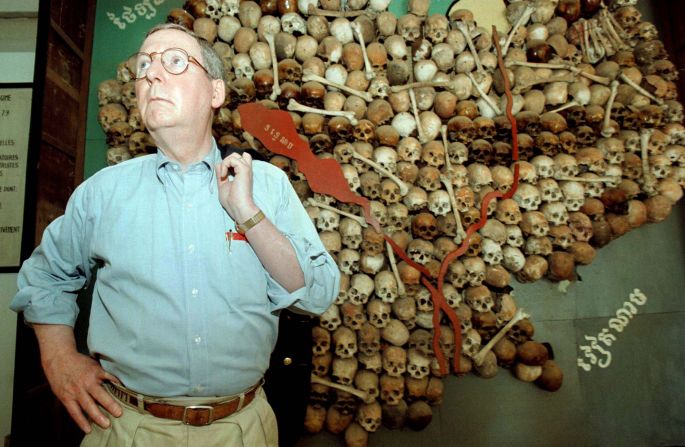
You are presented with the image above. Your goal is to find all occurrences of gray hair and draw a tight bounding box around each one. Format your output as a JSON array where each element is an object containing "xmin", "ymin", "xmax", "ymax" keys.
[{"xmin": 145, "ymin": 23, "xmax": 226, "ymax": 83}]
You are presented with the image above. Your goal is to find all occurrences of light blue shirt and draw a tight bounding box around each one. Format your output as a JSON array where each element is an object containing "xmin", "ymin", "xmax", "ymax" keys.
[{"xmin": 11, "ymin": 143, "xmax": 339, "ymax": 397}]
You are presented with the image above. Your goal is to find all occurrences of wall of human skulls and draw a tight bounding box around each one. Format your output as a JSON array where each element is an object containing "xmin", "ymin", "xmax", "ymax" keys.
[{"xmin": 96, "ymin": 0, "xmax": 684, "ymax": 445}]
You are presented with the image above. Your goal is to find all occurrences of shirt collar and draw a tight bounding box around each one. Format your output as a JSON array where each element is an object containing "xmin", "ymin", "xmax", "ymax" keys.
[{"xmin": 155, "ymin": 140, "xmax": 221, "ymax": 189}]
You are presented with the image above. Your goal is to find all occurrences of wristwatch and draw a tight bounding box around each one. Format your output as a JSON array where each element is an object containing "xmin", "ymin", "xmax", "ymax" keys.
[{"xmin": 236, "ymin": 209, "xmax": 265, "ymax": 235}]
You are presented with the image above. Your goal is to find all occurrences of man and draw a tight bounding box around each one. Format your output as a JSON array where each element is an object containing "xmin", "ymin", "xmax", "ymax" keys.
[{"xmin": 11, "ymin": 23, "xmax": 339, "ymax": 446}]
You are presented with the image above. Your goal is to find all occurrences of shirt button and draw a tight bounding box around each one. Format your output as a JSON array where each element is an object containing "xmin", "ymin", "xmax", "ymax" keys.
[
  {"xmin": 191, "ymin": 288, "xmax": 199, "ymax": 296},
  {"xmin": 283, "ymin": 357, "xmax": 293, "ymax": 366},
  {"xmin": 188, "ymin": 244, "xmax": 195, "ymax": 253},
  {"xmin": 186, "ymin": 203, "xmax": 193, "ymax": 209},
  {"xmin": 194, "ymin": 336, "xmax": 202, "ymax": 344}
]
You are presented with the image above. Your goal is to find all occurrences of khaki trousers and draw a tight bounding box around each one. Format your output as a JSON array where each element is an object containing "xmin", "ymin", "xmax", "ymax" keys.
[{"xmin": 81, "ymin": 387, "xmax": 278, "ymax": 447}]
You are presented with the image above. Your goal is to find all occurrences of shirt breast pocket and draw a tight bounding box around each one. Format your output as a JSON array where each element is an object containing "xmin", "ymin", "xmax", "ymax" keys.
[{"xmin": 222, "ymin": 241, "xmax": 269, "ymax": 313}]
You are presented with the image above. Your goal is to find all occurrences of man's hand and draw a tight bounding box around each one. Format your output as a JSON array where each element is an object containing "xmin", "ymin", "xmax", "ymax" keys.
[
  {"xmin": 34, "ymin": 324, "xmax": 122, "ymax": 433},
  {"xmin": 216, "ymin": 151, "xmax": 260, "ymax": 224}
]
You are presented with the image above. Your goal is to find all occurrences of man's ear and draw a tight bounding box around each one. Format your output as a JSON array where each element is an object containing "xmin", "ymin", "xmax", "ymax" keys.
[{"xmin": 211, "ymin": 79, "xmax": 226, "ymax": 108}]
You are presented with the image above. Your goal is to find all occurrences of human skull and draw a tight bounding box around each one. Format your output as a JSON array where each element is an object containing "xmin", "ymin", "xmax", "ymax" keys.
[
  {"xmin": 281, "ymin": 12, "xmax": 306, "ymax": 35},
  {"xmin": 233, "ymin": 53, "xmax": 255, "ymax": 79},
  {"xmin": 481, "ymin": 238, "xmax": 504, "ymax": 266},
  {"xmin": 383, "ymin": 346, "xmax": 407, "ymax": 377},
  {"xmin": 387, "ymin": 203, "xmax": 410, "ymax": 232},
  {"xmin": 333, "ymin": 326, "xmax": 357, "ymax": 359},
  {"xmin": 380, "ymin": 375, "xmax": 405, "ymax": 405},
  {"xmin": 367, "ymin": 299, "xmax": 391, "ymax": 329},
  {"xmin": 495, "ymin": 199, "xmax": 522, "ymax": 225},
  {"xmin": 560, "ymin": 181, "xmax": 585, "ymax": 211},
  {"xmin": 340, "ymin": 217, "xmax": 363, "ymax": 249},
  {"xmin": 465, "ymin": 285, "xmax": 495, "ymax": 313},
  {"xmin": 538, "ymin": 178, "xmax": 563, "ymax": 203},
  {"xmin": 331, "ymin": 357, "xmax": 358, "ymax": 386},
  {"xmin": 506, "ymin": 224, "xmax": 525, "ymax": 248},
  {"xmin": 513, "ymin": 183, "xmax": 542, "ymax": 211},
  {"xmin": 397, "ymin": 13, "xmax": 422, "ymax": 42},
  {"xmin": 541, "ymin": 202, "xmax": 569, "ymax": 226},
  {"xmin": 406, "ymin": 348, "xmax": 431, "ymax": 379},
  {"xmin": 520, "ymin": 211, "xmax": 550, "ymax": 237},
  {"xmin": 106, "ymin": 146, "xmax": 132, "ymax": 166},
  {"xmin": 502, "ymin": 245, "xmax": 526, "ymax": 272},
  {"xmin": 341, "ymin": 301, "xmax": 367, "ymax": 330},
  {"xmin": 320, "ymin": 303, "xmax": 342, "ymax": 331},
  {"xmin": 316, "ymin": 209, "xmax": 340, "ymax": 232},
  {"xmin": 374, "ymin": 270, "xmax": 398, "ymax": 303},
  {"xmin": 356, "ymin": 401, "xmax": 382, "ymax": 432},
  {"xmin": 467, "ymin": 163, "xmax": 493, "ymax": 192},
  {"xmin": 411, "ymin": 212, "xmax": 439, "ymax": 240},
  {"xmin": 427, "ymin": 190, "xmax": 451, "ymax": 216},
  {"xmin": 553, "ymin": 153, "xmax": 579, "ymax": 178},
  {"xmin": 462, "ymin": 328, "xmax": 482, "ymax": 358},
  {"xmin": 348, "ymin": 273, "xmax": 374, "ymax": 305},
  {"xmin": 355, "ymin": 370, "xmax": 380, "ymax": 404},
  {"xmin": 531, "ymin": 155, "xmax": 556, "ymax": 179},
  {"xmin": 358, "ymin": 352, "xmax": 382, "ymax": 374},
  {"xmin": 338, "ymin": 249, "xmax": 360, "ymax": 275},
  {"xmin": 417, "ymin": 166, "xmax": 442, "ymax": 192},
  {"xmin": 463, "ymin": 256, "xmax": 486, "ymax": 286},
  {"xmin": 97, "ymin": 79, "xmax": 122, "ymax": 106}
]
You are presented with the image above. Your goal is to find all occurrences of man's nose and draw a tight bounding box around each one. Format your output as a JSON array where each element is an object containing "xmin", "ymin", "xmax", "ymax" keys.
[{"xmin": 144, "ymin": 54, "xmax": 167, "ymax": 82}]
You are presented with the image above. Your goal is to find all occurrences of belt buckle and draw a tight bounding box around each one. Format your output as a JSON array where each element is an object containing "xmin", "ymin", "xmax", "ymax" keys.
[{"xmin": 182, "ymin": 405, "xmax": 214, "ymax": 426}]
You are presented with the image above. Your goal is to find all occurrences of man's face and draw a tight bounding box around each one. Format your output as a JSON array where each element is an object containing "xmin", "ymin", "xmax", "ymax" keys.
[{"xmin": 134, "ymin": 29, "xmax": 223, "ymax": 133}]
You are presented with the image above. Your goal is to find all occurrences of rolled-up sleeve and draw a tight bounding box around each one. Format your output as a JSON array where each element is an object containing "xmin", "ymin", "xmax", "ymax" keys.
[
  {"xmin": 264, "ymin": 169, "xmax": 340, "ymax": 315},
  {"xmin": 10, "ymin": 182, "xmax": 94, "ymax": 326}
]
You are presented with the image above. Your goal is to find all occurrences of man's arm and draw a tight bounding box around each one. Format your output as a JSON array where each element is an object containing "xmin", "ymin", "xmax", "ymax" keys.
[
  {"xmin": 216, "ymin": 152, "xmax": 339, "ymax": 312},
  {"xmin": 34, "ymin": 324, "xmax": 122, "ymax": 432},
  {"xmin": 239, "ymin": 207, "xmax": 305, "ymax": 292}
]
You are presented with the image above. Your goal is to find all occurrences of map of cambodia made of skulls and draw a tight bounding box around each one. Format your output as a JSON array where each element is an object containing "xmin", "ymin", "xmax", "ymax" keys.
[{"xmin": 95, "ymin": 0, "xmax": 684, "ymax": 445}]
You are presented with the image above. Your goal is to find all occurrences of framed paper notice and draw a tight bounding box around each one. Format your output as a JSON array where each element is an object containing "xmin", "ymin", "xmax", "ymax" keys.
[{"xmin": 0, "ymin": 87, "xmax": 32, "ymax": 269}]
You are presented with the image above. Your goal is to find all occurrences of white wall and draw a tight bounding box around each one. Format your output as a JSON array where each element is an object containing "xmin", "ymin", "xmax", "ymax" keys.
[{"xmin": 0, "ymin": 4, "xmax": 38, "ymax": 443}]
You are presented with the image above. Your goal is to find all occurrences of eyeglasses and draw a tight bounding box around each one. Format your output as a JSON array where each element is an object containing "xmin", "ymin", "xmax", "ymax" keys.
[{"xmin": 127, "ymin": 48, "xmax": 209, "ymax": 80}]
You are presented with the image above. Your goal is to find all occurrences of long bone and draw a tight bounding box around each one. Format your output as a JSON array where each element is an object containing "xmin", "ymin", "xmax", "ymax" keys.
[
  {"xmin": 592, "ymin": 19, "xmax": 616, "ymax": 56},
  {"xmin": 588, "ymin": 21, "xmax": 608, "ymax": 60},
  {"xmin": 307, "ymin": 5, "xmax": 366, "ymax": 18},
  {"xmin": 440, "ymin": 125, "xmax": 467, "ymax": 243},
  {"xmin": 505, "ymin": 61, "xmax": 611, "ymax": 85},
  {"xmin": 619, "ymin": 72, "xmax": 664, "ymax": 106},
  {"xmin": 472, "ymin": 308, "xmax": 529, "ymax": 366},
  {"xmin": 466, "ymin": 72, "xmax": 501, "ymax": 115},
  {"xmin": 389, "ymin": 78, "xmax": 469, "ymax": 93},
  {"xmin": 455, "ymin": 20, "xmax": 485, "ymax": 76},
  {"xmin": 549, "ymin": 101, "xmax": 581, "ymax": 114},
  {"xmin": 601, "ymin": 80, "xmax": 620, "ymax": 138},
  {"xmin": 599, "ymin": 9, "xmax": 626, "ymax": 51},
  {"xmin": 601, "ymin": 5, "xmax": 629, "ymax": 41},
  {"xmin": 581, "ymin": 19, "xmax": 600, "ymax": 64},
  {"xmin": 350, "ymin": 21, "xmax": 375, "ymax": 80},
  {"xmin": 302, "ymin": 70, "xmax": 373, "ymax": 102},
  {"xmin": 512, "ymin": 73, "xmax": 575, "ymax": 95},
  {"xmin": 640, "ymin": 128, "xmax": 657, "ymax": 195},
  {"xmin": 288, "ymin": 98, "xmax": 359, "ymax": 125},
  {"xmin": 408, "ymin": 88, "xmax": 427, "ymax": 143},
  {"xmin": 307, "ymin": 198, "xmax": 369, "ymax": 227},
  {"xmin": 386, "ymin": 241, "xmax": 407, "ymax": 298},
  {"xmin": 310, "ymin": 374, "xmax": 370, "ymax": 401},
  {"xmin": 555, "ymin": 175, "xmax": 620, "ymax": 183},
  {"xmin": 351, "ymin": 149, "xmax": 410, "ymax": 195},
  {"xmin": 264, "ymin": 33, "xmax": 281, "ymax": 101},
  {"xmin": 502, "ymin": 4, "xmax": 535, "ymax": 56}
]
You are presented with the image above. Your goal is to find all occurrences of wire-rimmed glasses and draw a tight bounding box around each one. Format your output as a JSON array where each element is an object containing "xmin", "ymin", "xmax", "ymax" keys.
[{"xmin": 127, "ymin": 48, "xmax": 209, "ymax": 80}]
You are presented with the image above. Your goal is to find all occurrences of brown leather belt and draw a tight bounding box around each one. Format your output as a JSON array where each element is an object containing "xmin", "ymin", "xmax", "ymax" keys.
[{"xmin": 106, "ymin": 381, "xmax": 261, "ymax": 426}]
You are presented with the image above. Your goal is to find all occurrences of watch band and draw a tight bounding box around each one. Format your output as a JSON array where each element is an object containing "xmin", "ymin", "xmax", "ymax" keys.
[{"xmin": 236, "ymin": 209, "xmax": 265, "ymax": 235}]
